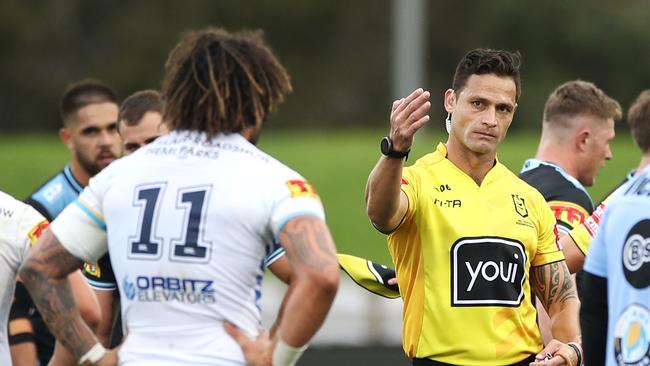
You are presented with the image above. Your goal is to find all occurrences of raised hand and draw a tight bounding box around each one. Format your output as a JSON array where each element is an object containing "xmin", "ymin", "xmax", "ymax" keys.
[{"xmin": 389, "ymin": 88, "xmax": 431, "ymax": 152}]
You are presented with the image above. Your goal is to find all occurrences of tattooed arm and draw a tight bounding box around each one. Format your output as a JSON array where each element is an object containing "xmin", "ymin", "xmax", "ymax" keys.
[
  {"xmin": 225, "ymin": 215, "xmax": 339, "ymax": 366},
  {"xmin": 529, "ymin": 261, "xmax": 581, "ymax": 366},
  {"xmin": 18, "ymin": 228, "xmax": 117, "ymax": 365}
]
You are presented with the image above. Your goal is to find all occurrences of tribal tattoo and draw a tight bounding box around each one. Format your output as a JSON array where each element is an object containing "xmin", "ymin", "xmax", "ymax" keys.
[{"xmin": 530, "ymin": 260, "xmax": 578, "ymax": 312}]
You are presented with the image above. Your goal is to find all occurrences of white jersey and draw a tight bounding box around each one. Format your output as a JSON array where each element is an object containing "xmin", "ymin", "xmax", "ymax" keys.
[
  {"xmin": 0, "ymin": 190, "xmax": 47, "ymax": 365},
  {"xmin": 51, "ymin": 131, "xmax": 325, "ymax": 365}
]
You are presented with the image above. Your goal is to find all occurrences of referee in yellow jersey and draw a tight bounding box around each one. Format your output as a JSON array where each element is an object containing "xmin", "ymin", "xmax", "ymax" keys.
[{"xmin": 365, "ymin": 49, "xmax": 582, "ymax": 366}]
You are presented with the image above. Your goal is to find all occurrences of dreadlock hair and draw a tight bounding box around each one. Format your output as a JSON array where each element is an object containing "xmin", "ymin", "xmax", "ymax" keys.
[{"xmin": 162, "ymin": 27, "xmax": 292, "ymax": 138}]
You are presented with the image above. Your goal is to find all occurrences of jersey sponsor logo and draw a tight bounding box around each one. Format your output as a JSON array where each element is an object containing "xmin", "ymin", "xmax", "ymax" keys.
[
  {"xmin": 84, "ymin": 262, "xmax": 101, "ymax": 278},
  {"xmin": 0, "ymin": 206, "xmax": 15, "ymax": 217},
  {"xmin": 622, "ymin": 219, "xmax": 650, "ymax": 289},
  {"xmin": 122, "ymin": 275, "xmax": 216, "ymax": 304},
  {"xmin": 285, "ymin": 180, "xmax": 319, "ymax": 199},
  {"xmin": 511, "ymin": 194, "xmax": 528, "ymax": 218},
  {"xmin": 549, "ymin": 201, "xmax": 588, "ymax": 229},
  {"xmin": 432, "ymin": 198, "xmax": 462, "ymax": 208},
  {"xmin": 451, "ymin": 237, "xmax": 527, "ymax": 307},
  {"xmin": 27, "ymin": 220, "xmax": 49, "ymax": 245},
  {"xmin": 614, "ymin": 304, "xmax": 650, "ymax": 365}
]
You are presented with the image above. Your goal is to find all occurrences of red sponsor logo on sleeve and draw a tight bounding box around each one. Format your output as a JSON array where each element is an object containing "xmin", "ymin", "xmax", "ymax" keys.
[
  {"xmin": 401, "ymin": 178, "xmax": 409, "ymax": 185},
  {"xmin": 285, "ymin": 180, "xmax": 319, "ymax": 199},
  {"xmin": 553, "ymin": 224, "xmax": 562, "ymax": 250},
  {"xmin": 27, "ymin": 220, "xmax": 49, "ymax": 245}
]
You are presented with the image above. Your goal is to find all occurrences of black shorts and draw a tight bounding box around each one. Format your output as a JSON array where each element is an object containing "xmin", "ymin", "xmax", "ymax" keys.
[
  {"xmin": 83, "ymin": 253, "xmax": 116, "ymax": 289},
  {"xmin": 413, "ymin": 354, "xmax": 536, "ymax": 366}
]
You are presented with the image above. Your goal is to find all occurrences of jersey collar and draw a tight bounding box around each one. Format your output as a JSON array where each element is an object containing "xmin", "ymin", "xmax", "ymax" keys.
[{"xmin": 520, "ymin": 158, "xmax": 590, "ymax": 197}]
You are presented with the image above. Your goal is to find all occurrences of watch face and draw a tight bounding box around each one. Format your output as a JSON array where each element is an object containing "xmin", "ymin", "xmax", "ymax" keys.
[{"xmin": 380, "ymin": 136, "xmax": 391, "ymax": 155}]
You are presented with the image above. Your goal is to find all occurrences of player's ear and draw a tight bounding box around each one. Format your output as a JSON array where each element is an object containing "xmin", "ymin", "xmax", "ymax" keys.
[
  {"xmin": 443, "ymin": 89, "xmax": 456, "ymax": 114},
  {"xmin": 59, "ymin": 127, "xmax": 74, "ymax": 151},
  {"xmin": 575, "ymin": 128, "xmax": 590, "ymax": 153}
]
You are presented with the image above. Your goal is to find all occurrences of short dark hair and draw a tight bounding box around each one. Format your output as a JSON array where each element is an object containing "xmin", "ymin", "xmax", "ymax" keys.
[
  {"xmin": 628, "ymin": 90, "xmax": 650, "ymax": 153},
  {"xmin": 118, "ymin": 90, "xmax": 164, "ymax": 131},
  {"xmin": 162, "ymin": 27, "xmax": 292, "ymax": 138},
  {"xmin": 452, "ymin": 48, "xmax": 522, "ymax": 101},
  {"xmin": 543, "ymin": 80, "xmax": 621, "ymax": 129},
  {"xmin": 60, "ymin": 79, "xmax": 118, "ymax": 126}
]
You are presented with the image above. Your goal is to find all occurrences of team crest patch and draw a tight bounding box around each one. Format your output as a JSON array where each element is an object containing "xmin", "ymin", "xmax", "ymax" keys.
[
  {"xmin": 614, "ymin": 304, "xmax": 650, "ymax": 365},
  {"xmin": 27, "ymin": 220, "xmax": 49, "ymax": 245},
  {"xmin": 511, "ymin": 194, "xmax": 528, "ymax": 218},
  {"xmin": 286, "ymin": 180, "xmax": 319, "ymax": 199},
  {"xmin": 84, "ymin": 262, "xmax": 101, "ymax": 278}
]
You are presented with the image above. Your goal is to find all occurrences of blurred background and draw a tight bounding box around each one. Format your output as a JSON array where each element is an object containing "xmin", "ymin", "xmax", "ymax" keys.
[{"xmin": 1, "ymin": 1, "xmax": 649, "ymax": 364}]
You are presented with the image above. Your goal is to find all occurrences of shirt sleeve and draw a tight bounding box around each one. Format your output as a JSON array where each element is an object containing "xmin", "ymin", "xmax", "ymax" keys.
[
  {"xmin": 16, "ymin": 204, "xmax": 49, "ymax": 260},
  {"xmin": 397, "ymin": 167, "xmax": 418, "ymax": 227},
  {"xmin": 50, "ymin": 176, "xmax": 108, "ymax": 263},
  {"xmin": 532, "ymin": 195, "xmax": 565, "ymax": 266},
  {"xmin": 270, "ymin": 178, "xmax": 325, "ymax": 240},
  {"xmin": 583, "ymin": 205, "xmax": 611, "ymax": 277}
]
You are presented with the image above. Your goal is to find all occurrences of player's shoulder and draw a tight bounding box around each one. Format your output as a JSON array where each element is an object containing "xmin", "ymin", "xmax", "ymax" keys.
[
  {"xmin": 0, "ymin": 190, "xmax": 45, "ymax": 235},
  {"xmin": 28, "ymin": 165, "xmax": 80, "ymax": 206},
  {"xmin": 501, "ymin": 165, "xmax": 547, "ymax": 201}
]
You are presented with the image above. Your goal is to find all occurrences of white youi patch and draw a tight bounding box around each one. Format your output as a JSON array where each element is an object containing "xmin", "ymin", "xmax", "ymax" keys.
[{"xmin": 452, "ymin": 237, "xmax": 527, "ymax": 307}]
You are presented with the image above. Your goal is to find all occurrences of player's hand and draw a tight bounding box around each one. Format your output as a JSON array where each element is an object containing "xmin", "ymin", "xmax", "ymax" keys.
[
  {"xmin": 225, "ymin": 321, "xmax": 273, "ymax": 366},
  {"xmin": 389, "ymin": 88, "xmax": 431, "ymax": 152},
  {"xmin": 529, "ymin": 339, "xmax": 579, "ymax": 366},
  {"xmin": 95, "ymin": 348, "xmax": 119, "ymax": 366}
]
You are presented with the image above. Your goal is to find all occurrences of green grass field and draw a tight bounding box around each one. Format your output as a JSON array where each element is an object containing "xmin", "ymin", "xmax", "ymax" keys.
[{"xmin": 0, "ymin": 130, "xmax": 640, "ymax": 264}]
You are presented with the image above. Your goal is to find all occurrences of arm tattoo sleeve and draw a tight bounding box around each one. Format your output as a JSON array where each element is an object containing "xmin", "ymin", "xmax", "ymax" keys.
[
  {"xmin": 530, "ymin": 260, "xmax": 578, "ymax": 312},
  {"xmin": 19, "ymin": 229, "xmax": 98, "ymax": 359},
  {"xmin": 278, "ymin": 216, "xmax": 338, "ymax": 272}
]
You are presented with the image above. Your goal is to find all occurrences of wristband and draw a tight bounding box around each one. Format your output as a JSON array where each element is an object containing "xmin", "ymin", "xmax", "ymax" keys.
[
  {"xmin": 567, "ymin": 342, "xmax": 583, "ymax": 366},
  {"xmin": 272, "ymin": 339, "xmax": 308, "ymax": 366},
  {"xmin": 78, "ymin": 342, "xmax": 106, "ymax": 366}
]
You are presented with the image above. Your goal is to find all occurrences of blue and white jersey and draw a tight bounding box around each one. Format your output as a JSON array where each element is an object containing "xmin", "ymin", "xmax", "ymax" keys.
[
  {"xmin": 50, "ymin": 131, "xmax": 324, "ymax": 365},
  {"xmin": 0, "ymin": 191, "xmax": 47, "ymax": 365},
  {"xmin": 584, "ymin": 165, "xmax": 650, "ymax": 366},
  {"xmin": 26, "ymin": 164, "xmax": 83, "ymax": 221}
]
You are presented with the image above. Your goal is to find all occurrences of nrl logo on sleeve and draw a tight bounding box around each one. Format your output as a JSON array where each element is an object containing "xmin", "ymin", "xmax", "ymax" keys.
[
  {"xmin": 451, "ymin": 237, "xmax": 527, "ymax": 307},
  {"xmin": 285, "ymin": 180, "xmax": 319, "ymax": 199},
  {"xmin": 84, "ymin": 262, "xmax": 101, "ymax": 278},
  {"xmin": 511, "ymin": 194, "xmax": 528, "ymax": 218}
]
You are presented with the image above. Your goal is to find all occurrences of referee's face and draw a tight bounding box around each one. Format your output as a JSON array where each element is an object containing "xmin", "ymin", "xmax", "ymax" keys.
[{"xmin": 445, "ymin": 74, "xmax": 517, "ymax": 156}]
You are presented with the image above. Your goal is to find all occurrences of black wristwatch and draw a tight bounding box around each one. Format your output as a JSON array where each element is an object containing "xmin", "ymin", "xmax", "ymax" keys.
[{"xmin": 380, "ymin": 136, "xmax": 410, "ymax": 160}]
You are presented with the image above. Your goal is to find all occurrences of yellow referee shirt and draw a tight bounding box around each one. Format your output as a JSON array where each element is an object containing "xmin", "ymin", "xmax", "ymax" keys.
[{"xmin": 389, "ymin": 143, "xmax": 564, "ymax": 365}]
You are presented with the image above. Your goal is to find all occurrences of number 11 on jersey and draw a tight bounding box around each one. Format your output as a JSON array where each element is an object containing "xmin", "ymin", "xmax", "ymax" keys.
[{"xmin": 128, "ymin": 183, "xmax": 213, "ymax": 263}]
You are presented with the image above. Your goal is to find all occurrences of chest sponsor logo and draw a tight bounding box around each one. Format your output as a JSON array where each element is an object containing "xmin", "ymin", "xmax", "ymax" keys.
[
  {"xmin": 451, "ymin": 237, "xmax": 527, "ymax": 307},
  {"xmin": 512, "ymin": 194, "xmax": 528, "ymax": 218},
  {"xmin": 614, "ymin": 304, "xmax": 650, "ymax": 365},
  {"xmin": 622, "ymin": 219, "xmax": 650, "ymax": 289},
  {"xmin": 122, "ymin": 275, "xmax": 216, "ymax": 304}
]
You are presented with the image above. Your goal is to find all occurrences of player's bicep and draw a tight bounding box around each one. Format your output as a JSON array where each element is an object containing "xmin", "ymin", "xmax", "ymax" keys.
[
  {"xmin": 277, "ymin": 215, "xmax": 338, "ymax": 273},
  {"xmin": 20, "ymin": 228, "xmax": 83, "ymax": 280},
  {"xmin": 529, "ymin": 260, "xmax": 578, "ymax": 314}
]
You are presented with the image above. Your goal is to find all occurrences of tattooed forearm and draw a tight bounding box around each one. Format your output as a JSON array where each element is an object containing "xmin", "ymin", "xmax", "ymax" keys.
[
  {"xmin": 279, "ymin": 215, "xmax": 338, "ymax": 271},
  {"xmin": 18, "ymin": 229, "xmax": 98, "ymax": 359},
  {"xmin": 531, "ymin": 261, "xmax": 578, "ymax": 311}
]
